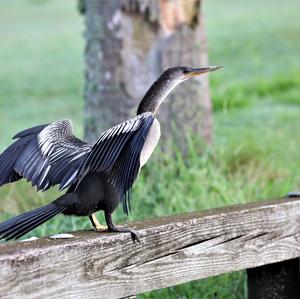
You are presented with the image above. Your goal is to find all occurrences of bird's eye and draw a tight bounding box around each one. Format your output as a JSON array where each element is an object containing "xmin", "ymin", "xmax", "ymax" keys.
[{"xmin": 183, "ymin": 67, "xmax": 191, "ymax": 74}]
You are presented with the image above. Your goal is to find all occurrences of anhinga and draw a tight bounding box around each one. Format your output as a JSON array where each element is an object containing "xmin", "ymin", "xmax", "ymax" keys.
[{"xmin": 0, "ymin": 66, "xmax": 221, "ymax": 242}]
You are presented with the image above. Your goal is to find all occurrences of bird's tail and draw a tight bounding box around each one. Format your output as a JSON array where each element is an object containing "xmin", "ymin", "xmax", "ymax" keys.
[{"xmin": 0, "ymin": 202, "xmax": 65, "ymax": 241}]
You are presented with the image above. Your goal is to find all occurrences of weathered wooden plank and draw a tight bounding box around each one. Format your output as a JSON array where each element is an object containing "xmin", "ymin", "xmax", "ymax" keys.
[
  {"xmin": 247, "ymin": 258, "xmax": 300, "ymax": 299},
  {"xmin": 0, "ymin": 197, "xmax": 299, "ymax": 299}
]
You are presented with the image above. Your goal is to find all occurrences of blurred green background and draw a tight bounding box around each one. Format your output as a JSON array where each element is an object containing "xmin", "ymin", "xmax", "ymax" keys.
[{"xmin": 0, "ymin": 0, "xmax": 300, "ymax": 298}]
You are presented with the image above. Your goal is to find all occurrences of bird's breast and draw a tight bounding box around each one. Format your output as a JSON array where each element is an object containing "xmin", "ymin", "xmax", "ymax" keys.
[{"xmin": 139, "ymin": 118, "xmax": 161, "ymax": 168}]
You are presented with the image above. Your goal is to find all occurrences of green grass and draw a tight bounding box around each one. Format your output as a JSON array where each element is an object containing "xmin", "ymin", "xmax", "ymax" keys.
[
  {"xmin": 0, "ymin": 0, "xmax": 300, "ymax": 298},
  {"xmin": 0, "ymin": 0, "xmax": 84, "ymax": 147}
]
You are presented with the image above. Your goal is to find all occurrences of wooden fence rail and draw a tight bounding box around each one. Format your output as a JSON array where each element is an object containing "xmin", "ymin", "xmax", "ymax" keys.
[{"xmin": 0, "ymin": 197, "xmax": 299, "ymax": 298}]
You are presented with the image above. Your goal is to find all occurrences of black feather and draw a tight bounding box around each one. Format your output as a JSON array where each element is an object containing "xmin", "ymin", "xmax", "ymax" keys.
[
  {"xmin": 0, "ymin": 203, "xmax": 65, "ymax": 240},
  {"xmin": 13, "ymin": 124, "xmax": 49, "ymax": 139},
  {"xmin": 109, "ymin": 115, "xmax": 154, "ymax": 214},
  {"xmin": 0, "ymin": 135, "xmax": 36, "ymax": 186}
]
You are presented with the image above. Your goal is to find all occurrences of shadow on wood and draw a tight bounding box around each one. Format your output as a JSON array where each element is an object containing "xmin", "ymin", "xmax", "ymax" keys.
[{"xmin": 248, "ymin": 258, "xmax": 300, "ymax": 299}]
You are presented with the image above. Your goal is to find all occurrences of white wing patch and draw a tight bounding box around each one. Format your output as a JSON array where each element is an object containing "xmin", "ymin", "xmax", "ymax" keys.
[
  {"xmin": 38, "ymin": 120, "xmax": 73, "ymax": 156},
  {"xmin": 140, "ymin": 118, "xmax": 160, "ymax": 168}
]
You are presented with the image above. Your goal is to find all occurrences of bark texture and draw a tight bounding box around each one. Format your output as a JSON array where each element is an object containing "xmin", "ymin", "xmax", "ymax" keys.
[{"xmin": 83, "ymin": 0, "xmax": 212, "ymax": 147}]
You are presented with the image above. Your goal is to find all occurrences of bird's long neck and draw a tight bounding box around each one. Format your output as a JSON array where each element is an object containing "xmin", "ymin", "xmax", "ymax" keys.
[{"xmin": 137, "ymin": 75, "xmax": 180, "ymax": 115}]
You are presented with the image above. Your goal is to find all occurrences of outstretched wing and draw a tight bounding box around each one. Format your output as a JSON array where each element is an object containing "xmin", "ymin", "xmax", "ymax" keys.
[
  {"xmin": 73, "ymin": 112, "xmax": 155, "ymax": 212},
  {"xmin": 0, "ymin": 123, "xmax": 49, "ymax": 186},
  {"xmin": 0, "ymin": 112, "xmax": 156, "ymax": 210},
  {"xmin": 0, "ymin": 120, "xmax": 92, "ymax": 191}
]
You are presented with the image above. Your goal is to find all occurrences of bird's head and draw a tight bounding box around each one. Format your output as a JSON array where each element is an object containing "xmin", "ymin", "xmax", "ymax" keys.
[
  {"xmin": 137, "ymin": 65, "xmax": 223, "ymax": 114},
  {"xmin": 162, "ymin": 65, "xmax": 223, "ymax": 83}
]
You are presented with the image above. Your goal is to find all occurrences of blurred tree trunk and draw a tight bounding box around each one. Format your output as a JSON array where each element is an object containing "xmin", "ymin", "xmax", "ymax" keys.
[{"xmin": 82, "ymin": 0, "xmax": 213, "ymax": 148}]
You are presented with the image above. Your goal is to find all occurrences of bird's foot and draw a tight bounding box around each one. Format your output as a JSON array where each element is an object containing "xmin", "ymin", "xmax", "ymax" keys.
[
  {"xmin": 94, "ymin": 224, "xmax": 108, "ymax": 231},
  {"xmin": 105, "ymin": 213, "xmax": 140, "ymax": 243},
  {"xmin": 287, "ymin": 191, "xmax": 300, "ymax": 197},
  {"xmin": 128, "ymin": 228, "xmax": 140, "ymax": 243},
  {"xmin": 89, "ymin": 214, "xmax": 107, "ymax": 231},
  {"xmin": 109, "ymin": 226, "xmax": 140, "ymax": 243}
]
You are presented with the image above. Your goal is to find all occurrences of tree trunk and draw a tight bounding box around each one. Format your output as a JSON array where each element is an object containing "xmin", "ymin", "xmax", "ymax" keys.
[{"xmin": 82, "ymin": 0, "xmax": 213, "ymax": 148}]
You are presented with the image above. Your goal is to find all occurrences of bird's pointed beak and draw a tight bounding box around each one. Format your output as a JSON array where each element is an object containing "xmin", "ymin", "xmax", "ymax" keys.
[{"xmin": 184, "ymin": 66, "xmax": 223, "ymax": 78}]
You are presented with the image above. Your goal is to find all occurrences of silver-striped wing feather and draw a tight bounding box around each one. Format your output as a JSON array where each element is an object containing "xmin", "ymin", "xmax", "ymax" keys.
[{"xmin": 0, "ymin": 120, "xmax": 92, "ymax": 191}]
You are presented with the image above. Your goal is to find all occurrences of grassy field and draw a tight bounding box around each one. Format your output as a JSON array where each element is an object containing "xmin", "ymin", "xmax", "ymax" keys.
[{"xmin": 0, "ymin": 0, "xmax": 300, "ymax": 298}]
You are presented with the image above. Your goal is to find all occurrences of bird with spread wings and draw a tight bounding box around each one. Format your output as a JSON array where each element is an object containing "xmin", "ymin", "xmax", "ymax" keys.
[{"xmin": 0, "ymin": 66, "xmax": 221, "ymax": 242}]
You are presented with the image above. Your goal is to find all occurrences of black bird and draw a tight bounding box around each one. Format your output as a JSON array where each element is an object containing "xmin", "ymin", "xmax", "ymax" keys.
[{"xmin": 0, "ymin": 66, "xmax": 221, "ymax": 242}]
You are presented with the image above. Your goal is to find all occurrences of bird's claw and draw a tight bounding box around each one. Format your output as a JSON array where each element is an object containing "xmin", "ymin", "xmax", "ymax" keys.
[
  {"xmin": 130, "ymin": 229, "xmax": 141, "ymax": 243},
  {"xmin": 109, "ymin": 226, "xmax": 141, "ymax": 243}
]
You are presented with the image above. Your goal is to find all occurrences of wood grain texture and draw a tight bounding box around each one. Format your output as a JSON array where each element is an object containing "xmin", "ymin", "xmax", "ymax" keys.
[{"xmin": 0, "ymin": 197, "xmax": 299, "ymax": 298}]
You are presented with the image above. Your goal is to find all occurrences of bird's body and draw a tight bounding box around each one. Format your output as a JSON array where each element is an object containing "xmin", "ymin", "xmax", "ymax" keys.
[
  {"xmin": 58, "ymin": 119, "xmax": 161, "ymax": 217},
  {"xmin": 61, "ymin": 173, "xmax": 119, "ymax": 216},
  {"xmin": 0, "ymin": 66, "xmax": 221, "ymax": 242}
]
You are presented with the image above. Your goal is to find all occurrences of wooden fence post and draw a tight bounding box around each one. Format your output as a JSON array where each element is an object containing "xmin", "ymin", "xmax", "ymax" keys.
[{"xmin": 247, "ymin": 258, "xmax": 300, "ymax": 299}]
